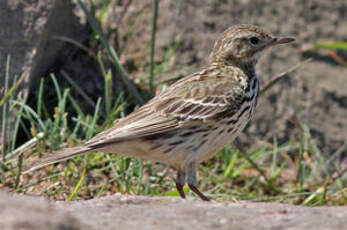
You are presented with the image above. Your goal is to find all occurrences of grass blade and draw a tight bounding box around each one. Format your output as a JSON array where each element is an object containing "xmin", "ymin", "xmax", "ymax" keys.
[
  {"xmin": 67, "ymin": 167, "xmax": 86, "ymax": 201},
  {"xmin": 0, "ymin": 71, "xmax": 28, "ymax": 108},
  {"xmin": 260, "ymin": 58, "xmax": 311, "ymax": 95},
  {"xmin": 104, "ymin": 70, "xmax": 113, "ymax": 118},
  {"xmin": 315, "ymin": 42, "xmax": 347, "ymax": 51},
  {"xmin": 60, "ymin": 70, "xmax": 97, "ymax": 109},
  {"xmin": 78, "ymin": 0, "xmax": 144, "ymax": 104},
  {"xmin": 149, "ymin": 0, "xmax": 160, "ymax": 93},
  {"xmin": 2, "ymin": 55, "xmax": 10, "ymax": 164}
]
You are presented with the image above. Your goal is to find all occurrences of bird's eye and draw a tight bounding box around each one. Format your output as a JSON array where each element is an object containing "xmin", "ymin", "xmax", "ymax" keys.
[{"xmin": 249, "ymin": 37, "xmax": 259, "ymax": 45}]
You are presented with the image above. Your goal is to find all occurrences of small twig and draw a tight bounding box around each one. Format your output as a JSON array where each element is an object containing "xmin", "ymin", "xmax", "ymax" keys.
[
  {"xmin": 260, "ymin": 58, "xmax": 312, "ymax": 96},
  {"xmin": 4, "ymin": 132, "xmax": 44, "ymax": 162},
  {"xmin": 328, "ymin": 158, "xmax": 347, "ymax": 186},
  {"xmin": 60, "ymin": 70, "xmax": 96, "ymax": 108},
  {"xmin": 325, "ymin": 50, "xmax": 347, "ymax": 67},
  {"xmin": 53, "ymin": 36, "xmax": 96, "ymax": 60},
  {"xmin": 114, "ymin": 0, "xmax": 133, "ymax": 27}
]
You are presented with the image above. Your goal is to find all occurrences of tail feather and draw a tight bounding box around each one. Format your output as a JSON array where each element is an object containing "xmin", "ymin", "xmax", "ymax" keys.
[{"xmin": 23, "ymin": 146, "xmax": 93, "ymax": 174}]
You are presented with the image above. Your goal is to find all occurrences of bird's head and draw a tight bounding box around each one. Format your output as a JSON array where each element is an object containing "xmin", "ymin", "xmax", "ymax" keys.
[{"xmin": 210, "ymin": 24, "xmax": 295, "ymax": 68}]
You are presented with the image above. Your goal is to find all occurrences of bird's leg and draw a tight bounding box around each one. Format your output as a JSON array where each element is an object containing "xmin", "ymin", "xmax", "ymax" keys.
[
  {"xmin": 175, "ymin": 169, "xmax": 186, "ymax": 199},
  {"xmin": 187, "ymin": 162, "xmax": 210, "ymax": 202}
]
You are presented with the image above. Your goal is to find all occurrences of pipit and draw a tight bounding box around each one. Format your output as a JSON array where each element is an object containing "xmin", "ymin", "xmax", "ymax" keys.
[{"xmin": 25, "ymin": 24, "xmax": 295, "ymax": 201}]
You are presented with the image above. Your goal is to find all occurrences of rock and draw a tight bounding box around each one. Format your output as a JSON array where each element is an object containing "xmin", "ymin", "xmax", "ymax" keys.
[
  {"xmin": 0, "ymin": 0, "xmax": 84, "ymax": 140},
  {"xmin": 1, "ymin": 191, "xmax": 347, "ymax": 230},
  {"xmin": 59, "ymin": 195, "xmax": 347, "ymax": 230},
  {"xmin": 0, "ymin": 191, "xmax": 91, "ymax": 230}
]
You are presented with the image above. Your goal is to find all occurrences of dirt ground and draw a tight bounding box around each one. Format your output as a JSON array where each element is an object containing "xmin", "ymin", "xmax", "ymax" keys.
[
  {"xmin": 113, "ymin": 0, "xmax": 347, "ymax": 154},
  {"xmin": 24, "ymin": 0, "xmax": 346, "ymax": 153},
  {"xmin": 1, "ymin": 191, "xmax": 346, "ymax": 230}
]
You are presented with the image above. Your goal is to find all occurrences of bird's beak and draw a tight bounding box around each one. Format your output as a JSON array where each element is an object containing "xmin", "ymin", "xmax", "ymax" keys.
[{"xmin": 269, "ymin": 36, "xmax": 296, "ymax": 46}]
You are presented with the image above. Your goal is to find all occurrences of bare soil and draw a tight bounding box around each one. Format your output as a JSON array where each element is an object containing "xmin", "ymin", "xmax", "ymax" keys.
[
  {"xmin": 115, "ymin": 0, "xmax": 347, "ymax": 154},
  {"xmin": 21, "ymin": 0, "xmax": 347, "ymax": 154}
]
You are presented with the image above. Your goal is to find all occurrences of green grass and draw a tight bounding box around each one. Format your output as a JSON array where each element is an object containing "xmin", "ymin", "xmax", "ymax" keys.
[
  {"xmin": 0, "ymin": 1, "xmax": 346, "ymax": 205},
  {"xmin": 300, "ymin": 41, "xmax": 347, "ymax": 67},
  {"xmin": 1, "ymin": 65, "xmax": 345, "ymax": 205}
]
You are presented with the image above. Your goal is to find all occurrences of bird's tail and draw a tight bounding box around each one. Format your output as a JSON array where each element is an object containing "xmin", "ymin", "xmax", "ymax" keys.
[{"xmin": 23, "ymin": 146, "xmax": 93, "ymax": 174}]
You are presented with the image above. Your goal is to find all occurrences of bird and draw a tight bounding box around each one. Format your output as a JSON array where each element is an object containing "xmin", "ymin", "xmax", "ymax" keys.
[{"xmin": 24, "ymin": 24, "xmax": 295, "ymax": 201}]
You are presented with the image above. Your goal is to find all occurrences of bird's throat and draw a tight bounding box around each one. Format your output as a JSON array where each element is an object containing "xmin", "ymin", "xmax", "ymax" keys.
[{"xmin": 240, "ymin": 61, "xmax": 257, "ymax": 79}]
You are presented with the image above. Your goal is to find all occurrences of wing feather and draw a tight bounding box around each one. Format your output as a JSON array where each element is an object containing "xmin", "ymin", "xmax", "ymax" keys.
[{"xmin": 86, "ymin": 66, "xmax": 246, "ymax": 148}]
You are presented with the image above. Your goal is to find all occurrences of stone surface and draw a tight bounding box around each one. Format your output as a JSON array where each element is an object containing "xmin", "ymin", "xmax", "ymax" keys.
[
  {"xmin": 0, "ymin": 0, "xmax": 82, "ymax": 86},
  {"xmin": 0, "ymin": 0, "xmax": 84, "ymax": 138},
  {"xmin": 1, "ymin": 191, "xmax": 346, "ymax": 230},
  {"xmin": 0, "ymin": 191, "xmax": 90, "ymax": 230}
]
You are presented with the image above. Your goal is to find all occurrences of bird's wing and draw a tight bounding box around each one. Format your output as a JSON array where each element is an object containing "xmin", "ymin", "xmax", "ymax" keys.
[{"xmin": 86, "ymin": 67, "xmax": 246, "ymax": 148}]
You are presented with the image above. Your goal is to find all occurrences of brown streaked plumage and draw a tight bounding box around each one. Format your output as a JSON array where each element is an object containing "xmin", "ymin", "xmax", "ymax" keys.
[{"xmin": 24, "ymin": 24, "xmax": 295, "ymax": 201}]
